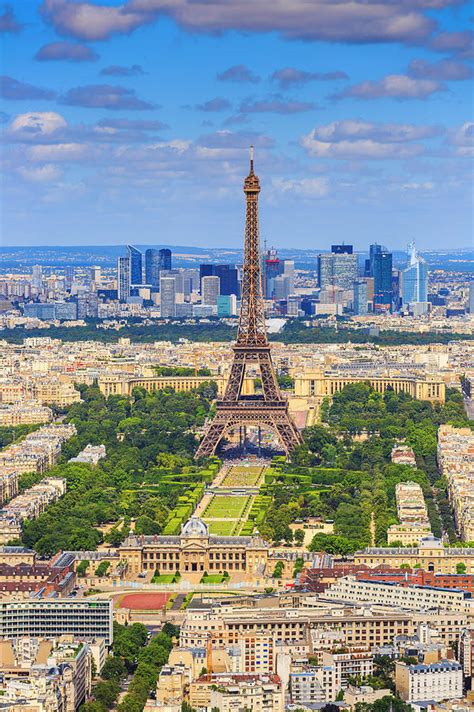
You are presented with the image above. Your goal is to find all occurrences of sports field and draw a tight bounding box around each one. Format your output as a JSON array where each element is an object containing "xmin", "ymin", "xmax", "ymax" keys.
[{"xmin": 117, "ymin": 592, "xmax": 170, "ymax": 610}]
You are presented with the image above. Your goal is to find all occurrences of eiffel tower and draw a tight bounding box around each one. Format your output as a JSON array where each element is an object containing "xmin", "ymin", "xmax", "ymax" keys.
[{"xmin": 195, "ymin": 148, "xmax": 302, "ymax": 458}]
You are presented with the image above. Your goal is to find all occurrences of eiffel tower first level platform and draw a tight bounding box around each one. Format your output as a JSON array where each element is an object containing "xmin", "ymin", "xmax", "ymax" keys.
[
  {"xmin": 195, "ymin": 148, "xmax": 302, "ymax": 458},
  {"xmin": 195, "ymin": 399, "xmax": 301, "ymax": 458}
]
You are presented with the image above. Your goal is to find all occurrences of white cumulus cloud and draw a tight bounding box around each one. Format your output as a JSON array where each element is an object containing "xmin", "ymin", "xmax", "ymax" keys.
[{"xmin": 9, "ymin": 111, "xmax": 67, "ymax": 136}]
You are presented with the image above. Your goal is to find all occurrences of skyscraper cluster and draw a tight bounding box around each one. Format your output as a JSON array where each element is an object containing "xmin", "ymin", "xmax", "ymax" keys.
[
  {"xmin": 117, "ymin": 246, "xmax": 244, "ymax": 317},
  {"xmin": 115, "ymin": 241, "xmax": 431, "ymax": 319},
  {"xmin": 117, "ymin": 245, "xmax": 172, "ymax": 302},
  {"xmin": 314, "ymin": 241, "xmax": 429, "ymax": 317}
]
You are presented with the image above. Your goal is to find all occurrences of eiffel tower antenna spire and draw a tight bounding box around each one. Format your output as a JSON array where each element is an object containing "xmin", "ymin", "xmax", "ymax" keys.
[{"xmin": 195, "ymin": 148, "xmax": 302, "ymax": 459}]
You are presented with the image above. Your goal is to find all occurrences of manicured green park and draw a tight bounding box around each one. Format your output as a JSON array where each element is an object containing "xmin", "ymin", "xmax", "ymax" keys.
[
  {"xmin": 203, "ymin": 495, "xmax": 250, "ymax": 519},
  {"xmin": 207, "ymin": 520, "xmax": 238, "ymax": 535}
]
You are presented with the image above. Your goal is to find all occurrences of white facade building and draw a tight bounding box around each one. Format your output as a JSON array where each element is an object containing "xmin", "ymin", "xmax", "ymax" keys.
[{"xmin": 396, "ymin": 660, "xmax": 463, "ymax": 702}]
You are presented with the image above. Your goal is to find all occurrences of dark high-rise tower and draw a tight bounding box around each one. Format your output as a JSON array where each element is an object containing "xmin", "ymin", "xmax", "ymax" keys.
[
  {"xmin": 145, "ymin": 248, "xmax": 172, "ymax": 287},
  {"xmin": 145, "ymin": 249, "xmax": 160, "ymax": 286},
  {"xmin": 159, "ymin": 248, "xmax": 172, "ymax": 272},
  {"xmin": 369, "ymin": 244, "xmax": 393, "ymax": 311},
  {"xmin": 195, "ymin": 148, "xmax": 302, "ymax": 458},
  {"xmin": 127, "ymin": 245, "xmax": 143, "ymax": 285}
]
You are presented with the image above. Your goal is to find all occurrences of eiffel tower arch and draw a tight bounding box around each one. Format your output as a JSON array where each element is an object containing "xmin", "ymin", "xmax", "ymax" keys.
[{"xmin": 195, "ymin": 148, "xmax": 302, "ymax": 459}]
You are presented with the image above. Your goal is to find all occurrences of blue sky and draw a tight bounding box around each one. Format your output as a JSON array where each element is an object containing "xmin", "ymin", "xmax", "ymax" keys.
[{"xmin": 1, "ymin": 0, "xmax": 473, "ymax": 250}]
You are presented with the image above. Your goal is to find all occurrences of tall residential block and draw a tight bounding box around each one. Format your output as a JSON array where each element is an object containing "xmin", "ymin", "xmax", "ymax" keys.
[
  {"xmin": 160, "ymin": 275, "xmax": 177, "ymax": 317},
  {"xmin": 31, "ymin": 265, "xmax": 43, "ymax": 290},
  {"xmin": 353, "ymin": 280, "xmax": 368, "ymax": 315},
  {"xmin": 202, "ymin": 275, "xmax": 220, "ymax": 306},
  {"xmin": 117, "ymin": 256, "xmax": 130, "ymax": 302}
]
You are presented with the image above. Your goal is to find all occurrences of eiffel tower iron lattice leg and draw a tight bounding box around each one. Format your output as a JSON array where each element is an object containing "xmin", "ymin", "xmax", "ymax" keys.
[{"xmin": 195, "ymin": 147, "xmax": 302, "ymax": 459}]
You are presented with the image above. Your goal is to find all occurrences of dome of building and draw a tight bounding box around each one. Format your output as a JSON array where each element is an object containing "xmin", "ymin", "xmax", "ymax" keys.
[{"xmin": 181, "ymin": 517, "xmax": 209, "ymax": 537}]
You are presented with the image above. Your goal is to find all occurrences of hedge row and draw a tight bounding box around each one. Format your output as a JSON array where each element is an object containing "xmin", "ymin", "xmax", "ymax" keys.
[
  {"xmin": 246, "ymin": 494, "xmax": 272, "ymax": 530},
  {"xmin": 162, "ymin": 482, "xmax": 206, "ymax": 534}
]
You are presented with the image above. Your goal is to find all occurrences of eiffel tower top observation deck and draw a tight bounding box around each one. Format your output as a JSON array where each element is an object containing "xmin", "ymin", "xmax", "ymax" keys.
[{"xmin": 236, "ymin": 145, "xmax": 267, "ymax": 348}]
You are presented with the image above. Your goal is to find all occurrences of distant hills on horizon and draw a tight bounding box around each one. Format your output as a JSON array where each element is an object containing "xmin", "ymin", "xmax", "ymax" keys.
[{"xmin": 0, "ymin": 244, "xmax": 473, "ymax": 273}]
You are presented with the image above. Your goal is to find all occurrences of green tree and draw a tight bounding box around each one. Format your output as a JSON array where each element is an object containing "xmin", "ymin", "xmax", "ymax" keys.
[
  {"xmin": 95, "ymin": 561, "xmax": 110, "ymax": 577},
  {"xmin": 92, "ymin": 679, "xmax": 120, "ymax": 707},
  {"xmin": 101, "ymin": 656, "xmax": 126, "ymax": 681},
  {"xmin": 294, "ymin": 528, "xmax": 305, "ymax": 546},
  {"xmin": 79, "ymin": 702, "xmax": 106, "ymax": 712},
  {"xmin": 308, "ymin": 533, "xmax": 357, "ymax": 555},
  {"xmin": 76, "ymin": 560, "xmax": 89, "ymax": 577}
]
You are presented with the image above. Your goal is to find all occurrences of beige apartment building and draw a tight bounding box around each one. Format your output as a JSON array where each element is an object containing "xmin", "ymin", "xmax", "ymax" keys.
[
  {"xmin": 179, "ymin": 601, "xmax": 466, "ymax": 651},
  {"xmin": 144, "ymin": 663, "xmax": 192, "ymax": 711},
  {"xmin": 388, "ymin": 480, "xmax": 433, "ymax": 545},
  {"xmin": 437, "ymin": 425, "xmax": 474, "ymax": 543},
  {"xmin": 189, "ymin": 673, "xmax": 284, "ymax": 712},
  {"xmin": 0, "ymin": 378, "xmax": 25, "ymax": 404},
  {"xmin": 344, "ymin": 686, "xmax": 393, "ymax": 709},
  {"xmin": 0, "ymin": 403, "xmax": 52, "ymax": 426},
  {"xmin": 0, "ymin": 472, "xmax": 19, "ymax": 506},
  {"xmin": 28, "ymin": 380, "xmax": 81, "ymax": 407},
  {"xmin": 354, "ymin": 537, "xmax": 474, "ymax": 574},
  {"xmin": 395, "ymin": 481, "xmax": 430, "ymax": 524},
  {"xmin": 387, "ymin": 523, "xmax": 434, "ymax": 546}
]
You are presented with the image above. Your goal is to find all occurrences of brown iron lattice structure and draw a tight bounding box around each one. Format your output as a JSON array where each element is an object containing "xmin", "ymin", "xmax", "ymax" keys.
[{"xmin": 195, "ymin": 148, "xmax": 302, "ymax": 458}]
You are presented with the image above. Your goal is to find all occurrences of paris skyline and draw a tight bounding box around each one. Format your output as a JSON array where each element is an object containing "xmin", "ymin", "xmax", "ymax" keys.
[{"xmin": 1, "ymin": 1, "xmax": 473, "ymax": 250}]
